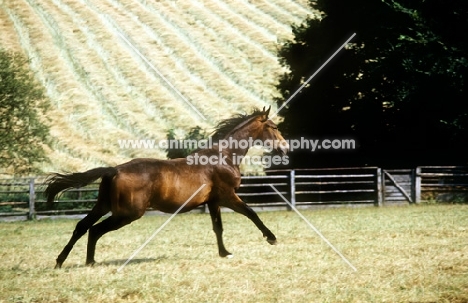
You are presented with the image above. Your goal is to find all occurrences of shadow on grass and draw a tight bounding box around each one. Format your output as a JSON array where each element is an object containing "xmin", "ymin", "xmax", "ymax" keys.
[
  {"xmin": 100, "ymin": 257, "xmax": 165, "ymax": 267},
  {"xmin": 63, "ymin": 256, "xmax": 169, "ymax": 269}
]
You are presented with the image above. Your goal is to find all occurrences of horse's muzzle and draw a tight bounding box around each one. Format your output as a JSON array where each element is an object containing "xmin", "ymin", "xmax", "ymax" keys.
[{"xmin": 278, "ymin": 140, "xmax": 289, "ymax": 155}]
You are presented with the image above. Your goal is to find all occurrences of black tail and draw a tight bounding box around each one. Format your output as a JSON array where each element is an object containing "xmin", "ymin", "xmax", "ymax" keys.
[{"xmin": 44, "ymin": 167, "xmax": 118, "ymax": 209}]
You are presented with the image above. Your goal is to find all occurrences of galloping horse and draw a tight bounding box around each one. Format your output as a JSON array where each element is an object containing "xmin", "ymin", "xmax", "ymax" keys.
[{"xmin": 45, "ymin": 106, "xmax": 289, "ymax": 268}]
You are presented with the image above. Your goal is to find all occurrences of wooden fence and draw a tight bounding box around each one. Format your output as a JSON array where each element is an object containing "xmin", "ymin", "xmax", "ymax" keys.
[{"xmin": 1, "ymin": 166, "xmax": 468, "ymax": 220}]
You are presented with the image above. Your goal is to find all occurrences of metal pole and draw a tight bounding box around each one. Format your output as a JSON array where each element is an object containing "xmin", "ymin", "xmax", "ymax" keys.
[{"xmin": 28, "ymin": 177, "xmax": 36, "ymax": 220}]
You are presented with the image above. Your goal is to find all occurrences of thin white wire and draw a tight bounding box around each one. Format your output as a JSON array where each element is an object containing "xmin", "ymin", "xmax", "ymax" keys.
[
  {"xmin": 117, "ymin": 183, "xmax": 207, "ymax": 272},
  {"xmin": 110, "ymin": 21, "xmax": 207, "ymax": 121},
  {"xmin": 271, "ymin": 33, "xmax": 357, "ymax": 119},
  {"xmin": 269, "ymin": 184, "xmax": 357, "ymax": 272}
]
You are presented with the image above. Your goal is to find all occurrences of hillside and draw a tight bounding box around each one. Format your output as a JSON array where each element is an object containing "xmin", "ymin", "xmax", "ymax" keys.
[{"xmin": 0, "ymin": 0, "xmax": 316, "ymax": 173}]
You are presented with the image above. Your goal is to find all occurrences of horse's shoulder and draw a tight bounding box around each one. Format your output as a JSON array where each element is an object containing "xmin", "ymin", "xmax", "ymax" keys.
[{"xmin": 211, "ymin": 164, "xmax": 241, "ymax": 187}]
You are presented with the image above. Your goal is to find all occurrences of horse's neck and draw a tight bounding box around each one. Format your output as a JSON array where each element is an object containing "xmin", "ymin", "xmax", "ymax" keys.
[{"xmin": 222, "ymin": 129, "xmax": 257, "ymax": 159}]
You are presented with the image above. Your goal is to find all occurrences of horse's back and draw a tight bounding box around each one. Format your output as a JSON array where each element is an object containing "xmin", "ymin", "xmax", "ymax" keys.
[{"xmin": 111, "ymin": 158, "xmax": 213, "ymax": 214}]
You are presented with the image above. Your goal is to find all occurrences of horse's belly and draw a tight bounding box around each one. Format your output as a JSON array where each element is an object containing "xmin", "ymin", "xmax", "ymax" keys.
[
  {"xmin": 151, "ymin": 201, "xmax": 202, "ymax": 214},
  {"xmin": 149, "ymin": 184, "xmax": 210, "ymax": 213}
]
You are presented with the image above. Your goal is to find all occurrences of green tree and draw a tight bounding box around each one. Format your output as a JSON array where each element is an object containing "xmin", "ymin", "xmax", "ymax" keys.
[
  {"xmin": 0, "ymin": 49, "xmax": 50, "ymax": 174},
  {"xmin": 166, "ymin": 126, "xmax": 207, "ymax": 159},
  {"xmin": 276, "ymin": 0, "xmax": 468, "ymax": 167}
]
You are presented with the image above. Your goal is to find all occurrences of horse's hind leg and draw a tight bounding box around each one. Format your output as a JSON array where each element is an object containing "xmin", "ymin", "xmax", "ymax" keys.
[
  {"xmin": 85, "ymin": 215, "xmax": 137, "ymax": 266},
  {"xmin": 207, "ymin": 202, "xmax": 232, "ymax": 258},
  {"xmin": 55, "ymin": 207, "xmax": 106, "ymax": 268}
]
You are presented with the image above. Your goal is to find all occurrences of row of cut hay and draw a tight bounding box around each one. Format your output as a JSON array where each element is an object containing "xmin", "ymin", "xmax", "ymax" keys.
[
  {"xmin": 107, "ymin": 0, "xmax": 268, "ymax": 119},
  {"xmin": 36, "ymin": 0, "xmax": 190, "ymax": 160},
  {"xmin": 265, "ymin": 0, "xmax": 314, "ymax": 20},
  {"xmin": 143, "ymin": 0, "xmax": 279, "ymax": 106},
  {"xmin": 0, "ymin": 9, "xmax": 24, "ymax": 52},
  {"xmin": 98, "ymin": 1, "xmax": 229, "ymax": 124},
  {"xmin": 39, "ymin": 0, "xmax": 168, "ymax": 139},
  {"xmin": 178, "ymin": 0, "xmax": 277, "ymax": 61},
  {"xmin": 20, "ymin": 0, "xmax": 150, "ymax": 163},
  {"xmin": 201, "ymin": 0, "xmax": 277, "ymax": 48},
  {"xmin": 174, "ymin": 1, "xmax": 286, "ymax": 107},
  {"xmin": 87, "ymin": 0, "xmax": 216, "ymax": 126},
  {"xmin": 248, "ymin": 0, "xmax": 311, "ymax": 27}
]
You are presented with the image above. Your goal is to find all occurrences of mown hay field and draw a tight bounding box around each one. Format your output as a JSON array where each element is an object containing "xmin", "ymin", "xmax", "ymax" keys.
[
  {"xmin": 0, "ymin": 0, "xmax": 315, "ymax": 173},
  {"xmin": 1, "ymin": 204, "xmax": 467, "ymax": 302}
]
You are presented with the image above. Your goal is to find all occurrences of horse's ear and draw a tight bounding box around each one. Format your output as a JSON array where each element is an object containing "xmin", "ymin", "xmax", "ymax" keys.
[
  {"xmin": 260, "ymin": 106, "xmax": 271, "ymax": 122},
  {"xmin": 265, "ymin": 105, "xmax": 271, "ymax": 117}
]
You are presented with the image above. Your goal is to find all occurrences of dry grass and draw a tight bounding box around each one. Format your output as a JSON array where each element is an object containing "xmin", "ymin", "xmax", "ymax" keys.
[{"xmin": 1, "ymin": 204, "xmax": 467, "ymax": 302}]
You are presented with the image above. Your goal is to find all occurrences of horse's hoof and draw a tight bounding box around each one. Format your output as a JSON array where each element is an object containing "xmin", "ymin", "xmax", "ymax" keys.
[
  {"xmin": 219, "ymin": 251, "xmax": 233, "ymax": 258},
  {"xmin": 85, "ymin": 260, "xmax": 96, "ymax": 267},
  {"xmin": 54, "ymin": 262, "xmax": 62, "ymax": 269},
  {"xmin": 267, "ymin": 238, "xmax": 277, "ymax": 245}
]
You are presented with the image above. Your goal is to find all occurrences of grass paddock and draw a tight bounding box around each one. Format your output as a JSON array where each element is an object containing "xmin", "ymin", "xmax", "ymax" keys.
[{"xmin": 0, "ymin": 204, "xmax": 467, "ymax": 302}]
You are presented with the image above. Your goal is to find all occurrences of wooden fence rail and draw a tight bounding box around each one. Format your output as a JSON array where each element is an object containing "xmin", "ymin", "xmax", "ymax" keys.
[{"xmin": 1, "ymin": 166, "xmax": 468, "ymax": 220}]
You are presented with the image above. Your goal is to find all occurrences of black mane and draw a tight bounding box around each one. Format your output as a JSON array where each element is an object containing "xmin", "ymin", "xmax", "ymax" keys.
[{"xmin": 211, "ymin": 108, "xmax": 265, "ymax": 142}]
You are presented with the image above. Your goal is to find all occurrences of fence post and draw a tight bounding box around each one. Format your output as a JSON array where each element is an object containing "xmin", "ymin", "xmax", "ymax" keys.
[
  {"xmin": 289, "ymin": 170, "xmax": 296, "ymax": 210},
  {"xmin": 28, "ymin": 177, "xmax": 36, "ymax": 220},
  {"xmin": 376, "ymin": 168, "xmax": 383, "ymax": 206},
  {"xmin": 415, "ymin": 167, "xmax": 421, "ymax": 203},
  {"xmin": 381, "ymin": 168, "xmax": 386, "ymax": 205}
]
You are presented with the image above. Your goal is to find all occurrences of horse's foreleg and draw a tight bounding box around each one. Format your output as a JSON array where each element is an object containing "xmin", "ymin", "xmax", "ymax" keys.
[
  {"xmin": 55, "ymin": 211, "xmax": 103, "ymax": 269},
  {"xmin": 207, "ymin": 202, "xmax": 232, "ymax": 258},
  {"xmin": 85, "ymin": 215, "xmax": 136, "ymax": 266},
  {"xmin": 222, "ymin": 195, "xmax": 277, "ymax": 245}
]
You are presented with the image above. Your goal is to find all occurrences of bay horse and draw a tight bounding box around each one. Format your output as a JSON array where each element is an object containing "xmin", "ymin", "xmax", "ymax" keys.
[{"xmin": 45, "ymin": 106, "xmax": 289, "ymax": 268}]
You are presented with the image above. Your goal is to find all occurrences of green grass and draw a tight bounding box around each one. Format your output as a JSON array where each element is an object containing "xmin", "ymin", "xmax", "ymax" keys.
[{"xmin": 1, "ymin": 204, "xmax": 467, "ymax": 302}]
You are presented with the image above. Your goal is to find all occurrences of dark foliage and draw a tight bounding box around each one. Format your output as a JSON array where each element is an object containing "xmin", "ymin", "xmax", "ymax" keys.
[
  {"xmin": 166, "ymin": 126, "xmax": 208, "ymax": 159},
  {"xmin": 276, "ymin": 0, "xmax": 468, "ymax": 168}
]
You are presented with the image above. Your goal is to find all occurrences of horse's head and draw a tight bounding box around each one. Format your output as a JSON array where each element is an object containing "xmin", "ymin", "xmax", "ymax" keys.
[
  {"xmin": 213, "ymin": 106, "xmax": 289, "ymax": 156},
  {"xmin": 253, "ymin": 106, "xmax": 289, "ymax": 155}
]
